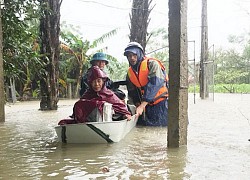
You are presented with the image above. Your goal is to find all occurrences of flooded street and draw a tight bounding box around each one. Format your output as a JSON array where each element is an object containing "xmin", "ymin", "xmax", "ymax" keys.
[{"xmin": 0, "ymin": 93, "xmax": 250, "ymax": 179}]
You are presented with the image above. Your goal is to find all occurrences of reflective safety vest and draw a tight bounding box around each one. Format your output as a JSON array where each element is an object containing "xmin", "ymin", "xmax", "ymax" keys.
[{"xmin": 128, "ymin": 57, "xmax": 168, "ymax": 105}]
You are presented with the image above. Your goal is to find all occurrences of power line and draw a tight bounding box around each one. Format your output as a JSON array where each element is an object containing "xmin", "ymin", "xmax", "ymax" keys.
[
  {"xmin": 146, "ymin": 45, "xmax": 168, "ymax": 55},
  {"xmin": 76, "ymin": 0, "xmax": 168, "ymax": 16},
  {"xmin": 62, "ymin": 18, "xmax": 127, "ymax": 29},
  {"xmin": 77, "ymin": 0, "xmax": 129, "ymax": 10}
]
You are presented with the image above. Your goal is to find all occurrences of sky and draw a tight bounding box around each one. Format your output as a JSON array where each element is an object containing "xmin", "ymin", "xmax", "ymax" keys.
[{"xmin": 60, "ymin": 0, "xmax": 250, "ymax": 62}]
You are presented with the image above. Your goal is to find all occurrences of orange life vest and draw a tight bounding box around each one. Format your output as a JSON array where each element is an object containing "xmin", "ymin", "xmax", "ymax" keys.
[{"xmin": 128, "ymin": 57, "xmax": 168, "ymax": 105}]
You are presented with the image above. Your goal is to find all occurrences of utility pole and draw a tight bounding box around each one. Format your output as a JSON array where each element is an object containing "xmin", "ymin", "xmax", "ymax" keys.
[
  {"xmin": 200, "ymin": 0, "xmax": 209, "ymax": 99},
  {"xmin": 168, "ymin": 0, "xmax": 188, "ymax": 147}
]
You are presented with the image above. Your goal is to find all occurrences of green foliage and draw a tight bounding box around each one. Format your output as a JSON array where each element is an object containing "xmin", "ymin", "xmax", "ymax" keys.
[
  {"xmin": 2, "ymin": 1, "xmax": 42, "ymax": 75},
  {"xmin": 60, "ymin": 23, "xmax": 121, "ymax": 96},
  {"xmin": 146, "ymin": 28, "xmax": 169, "ymax": 68},
  {"xmin": 189, "ymin": 84, "xmax": 250, "ymax": 93},
  {"xmin": 60, "ymin": 23, "xmax": 90, "ymax": 76},
  {"xmin": 242, "ymin": 43, "xmax": 250, "ymax": 57},
  {"xmin": 214, "ymin": 48, "xmax": 250, "ymax": 84},
  {"xmin": 227, "ymin": 34, "xmax": 245, "ymax": 44},
  {"xmin": 2, "ymin": 0, "xmax": 45, "ymax": 99},
  {"xmin": 60, "ymin": 22, "xmax": 119, "ymax": 76},
  {"xmin": 215, "ymin": 69, "xmax": 248, "ymax": 84},
  {"xmin": 107, "ymin": 60, "xmax": 129, "ymax": 81}
]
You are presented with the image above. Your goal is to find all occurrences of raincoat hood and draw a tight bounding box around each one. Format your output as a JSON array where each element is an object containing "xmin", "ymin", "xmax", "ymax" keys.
[
  {"xmin": 124, "ymin": 46, "xmax": 144, "ymax": 72},
  {"xmin": 87, "ymin": 66, "xmax": 107, "ymax": 86}
]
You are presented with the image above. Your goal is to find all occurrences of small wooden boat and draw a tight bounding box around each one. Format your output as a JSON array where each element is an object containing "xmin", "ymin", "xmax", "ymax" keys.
[{"xmin": 55, "ymin": 105, "xmax": 138, "ymax": 143}]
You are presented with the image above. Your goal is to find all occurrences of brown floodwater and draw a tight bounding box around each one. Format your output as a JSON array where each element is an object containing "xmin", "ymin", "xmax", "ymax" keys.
[{"xmin": 0, "ymin": 93, "xmax": 250, "ymax": 179}]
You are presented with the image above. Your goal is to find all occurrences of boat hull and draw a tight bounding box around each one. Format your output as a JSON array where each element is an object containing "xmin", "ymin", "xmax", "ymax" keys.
[{"xmin": 55, "ymin": 115, "xmax": 137, "ymax": 143}]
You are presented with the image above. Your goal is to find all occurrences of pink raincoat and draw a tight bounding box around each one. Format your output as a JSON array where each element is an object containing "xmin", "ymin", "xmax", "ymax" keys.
[{"xmin": 58, "ymin": 66, "xmax": 130, "ymax": 125}]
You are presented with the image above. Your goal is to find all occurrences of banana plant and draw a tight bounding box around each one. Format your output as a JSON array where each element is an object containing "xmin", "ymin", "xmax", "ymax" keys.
[{"xmin": 60, "ymin": 24, "xmax": 118, "ymax": 97}]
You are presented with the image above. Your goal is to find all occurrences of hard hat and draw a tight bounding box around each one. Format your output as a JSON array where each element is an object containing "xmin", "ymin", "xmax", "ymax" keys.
[
  {"xmin": 90, "ymin": 52, "xmax": 109, "ymax": 64},
  {"xmin": 87, "ymin": 66, "xmax": 107, "ymax": 84},
  {"xmin": 124, "ymin": 42, "xmax": 144, "ymax": 56}
]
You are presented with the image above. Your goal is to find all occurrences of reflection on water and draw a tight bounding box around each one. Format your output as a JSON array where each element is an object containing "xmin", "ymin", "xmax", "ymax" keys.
[{"xmin": 1, "ymin": 94, "xmax": 250, "ymax": 179}]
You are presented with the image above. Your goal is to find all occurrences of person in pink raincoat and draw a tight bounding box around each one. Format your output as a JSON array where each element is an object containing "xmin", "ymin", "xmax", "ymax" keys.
[{"xmin": 58, "ymin": 66, "xmax": 132, "ymax": 125}]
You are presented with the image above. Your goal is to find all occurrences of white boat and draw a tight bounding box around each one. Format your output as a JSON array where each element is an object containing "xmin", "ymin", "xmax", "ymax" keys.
[{"xmin": 55, "ymin": 105, "xmax": 138, "ymax": 143}]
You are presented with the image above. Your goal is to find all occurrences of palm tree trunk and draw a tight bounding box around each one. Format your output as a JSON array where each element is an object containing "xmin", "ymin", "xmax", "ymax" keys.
[
  {"xmin": 0, "ymin": 7, "xmax": 5, "ymax": 122},
  {"xmin": 39, "ymin": 0, "xmax": 62, "ymax": 110},
  {"xmin": 129, "ymin": 0, "xmax": 153, "ymax": 50}
]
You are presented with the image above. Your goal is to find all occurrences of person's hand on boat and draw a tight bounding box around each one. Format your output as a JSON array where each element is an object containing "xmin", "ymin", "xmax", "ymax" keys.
[
  {"xmin": 136, "ymin": 101, "xmax": 148, "ymax": 116},
  {"xmin": 135, "ymin": 102, "xmax": 140, "ymax": 107},
  {"xmin": 124, "ymin": 114, "xmax": 132, "ymax": 121}
]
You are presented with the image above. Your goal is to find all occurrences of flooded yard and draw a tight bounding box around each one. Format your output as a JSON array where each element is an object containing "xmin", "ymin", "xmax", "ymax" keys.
[{"xmin": 0, "ymin": 93, "xmax": 250, "ymax": 179}]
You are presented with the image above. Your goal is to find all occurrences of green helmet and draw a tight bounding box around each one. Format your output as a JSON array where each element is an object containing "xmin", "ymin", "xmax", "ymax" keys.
[{"xmin": 90, "ymin": 52, "xmax": 109, "ymax": 65}]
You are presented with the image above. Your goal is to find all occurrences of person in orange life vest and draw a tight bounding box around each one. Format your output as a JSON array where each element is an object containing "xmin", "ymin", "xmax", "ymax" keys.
[
  {"xmin": 73, "ymin": 66, "xmax": 132, "ymax": 123},
  {"xmin": 124, "ymin": 42, "xmax": 168, "ymax": 126}
]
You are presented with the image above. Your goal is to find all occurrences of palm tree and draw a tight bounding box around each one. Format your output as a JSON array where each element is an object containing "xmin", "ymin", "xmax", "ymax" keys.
[
  {"xmin": 129, "ymin": 0, "xmax": 154, "ymax": 50},
  {"xmin": 0, "ymin": 7, "xmax": 5, "ymax": 122},
  {"xmin": 39, "ymin": 0, "xmax": 61, "ymax": 110}
]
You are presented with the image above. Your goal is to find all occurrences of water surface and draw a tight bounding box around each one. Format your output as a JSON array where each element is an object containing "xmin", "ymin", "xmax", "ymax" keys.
[{"xmin": 1, "ymin": 94, "xmax": 250, "ymax": 179}]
